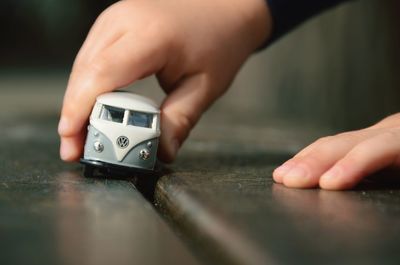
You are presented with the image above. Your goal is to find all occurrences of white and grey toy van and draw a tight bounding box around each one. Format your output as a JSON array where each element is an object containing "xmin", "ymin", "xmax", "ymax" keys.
[{"xmin": 80, "ymin": 92, "xmax": 160, "ymax": 174}]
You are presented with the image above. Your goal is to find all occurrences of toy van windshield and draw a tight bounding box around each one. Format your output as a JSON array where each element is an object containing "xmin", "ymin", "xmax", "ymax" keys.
[{"xmin": 80, "ymin": 91, "xmax": 161, "ymax": 175}]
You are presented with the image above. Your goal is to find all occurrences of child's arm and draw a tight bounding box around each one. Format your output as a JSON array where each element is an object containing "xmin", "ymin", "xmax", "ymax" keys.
[{"xmin": 58, "ymin": 0, "xmax": 271, "ymax": 163}]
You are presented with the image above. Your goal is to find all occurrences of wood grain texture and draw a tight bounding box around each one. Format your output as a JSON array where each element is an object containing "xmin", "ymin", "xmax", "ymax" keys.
[
  {"xmin": 155, "ymin": 141, "xmax": 400, "ymax": 265},
  {"xmin": 0, "ymin": 117, "xmax": 199, "ymax": 265}
]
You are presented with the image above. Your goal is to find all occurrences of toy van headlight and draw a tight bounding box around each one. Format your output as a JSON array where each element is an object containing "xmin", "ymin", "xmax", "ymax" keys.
[
  {"xmin": 139, "ymin": 149, "xmax": 150, "ymax": 160},
  {"xmin": 93, "ymin": 141, "xmax": 104, "ymax": 153}
]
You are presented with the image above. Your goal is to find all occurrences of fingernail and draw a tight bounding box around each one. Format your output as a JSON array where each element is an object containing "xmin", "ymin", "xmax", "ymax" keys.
[
  {"xmin": 321, "ymin": 166, "xmax": 341, "ymax": 180},
  {"xmin": 285, "ymin": 165, "xmax": 309, "ymax": 179},
  {"xmin": 274, "ymin": 162, "xmax": 294, "ymax": 177},
  {"xmin": 58, "ymin": 117, "xmax": 69, "ymax": 135}
]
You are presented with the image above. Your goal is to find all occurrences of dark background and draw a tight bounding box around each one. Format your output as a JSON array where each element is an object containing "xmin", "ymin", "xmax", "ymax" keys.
[{"xmin": 0, "ymin": 0, "xmax": 115, "ymax": 68}]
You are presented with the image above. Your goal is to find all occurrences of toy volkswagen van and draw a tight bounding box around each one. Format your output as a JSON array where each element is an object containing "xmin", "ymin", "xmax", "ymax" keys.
[{"xmin": 80, "ymin": 91, "xmax": 160, "ymax": 174}]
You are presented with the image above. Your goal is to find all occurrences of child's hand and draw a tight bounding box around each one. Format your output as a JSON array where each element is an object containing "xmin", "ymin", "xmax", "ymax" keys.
[
  {"xmin": 58, "ymin": 0, "xmax": 271, "ymax": 163},
  {"xmin": 273, "ymin": 113, "xmax": 400, "ymax": 190}
]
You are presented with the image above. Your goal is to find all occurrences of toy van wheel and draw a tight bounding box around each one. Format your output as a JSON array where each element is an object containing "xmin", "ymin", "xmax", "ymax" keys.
[{"xmin": 83, "ymin": 165, "xmax": 95, "ymax": 178}]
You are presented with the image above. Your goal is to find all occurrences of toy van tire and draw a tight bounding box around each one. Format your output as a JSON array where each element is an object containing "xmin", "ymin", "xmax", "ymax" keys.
[{"xmin": 80, "ymin": 158, "xmax": 156, "ymax": 177}]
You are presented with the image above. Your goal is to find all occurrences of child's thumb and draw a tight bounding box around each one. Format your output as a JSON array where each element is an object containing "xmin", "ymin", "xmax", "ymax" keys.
[{"xmin": 158, "ymin": 73, "xmax": 219, "ymax": 163}]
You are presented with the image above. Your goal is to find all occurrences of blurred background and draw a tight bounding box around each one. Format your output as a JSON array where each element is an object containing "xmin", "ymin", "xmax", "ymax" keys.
[
  {"xmin": 0, "ymin": 0, "xmax": 114, "ymax": 68},
  {"xmin": 1, "ymin": 0, "xmax": 399, "ymax": 149}
]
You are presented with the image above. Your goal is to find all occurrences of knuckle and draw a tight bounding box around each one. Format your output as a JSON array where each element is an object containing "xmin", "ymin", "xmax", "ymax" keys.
[
  {"xmin": 347, "ymin": 144, "xmax": 368, "ymax": 159},
  {"xmin": 89, "ymin": 54, "xmax": 111, "ymax": 77},
  {"xmin": 376, "ymin": 113, "xmax": 400, "ymax": 127},
  {"xmin": 100, "ymin": 1, "xmax": 126, "ymax": 19},
  {"xmin": 174, "ymin": 111, "xmax": 197, "ymax": 132},
  {"xmin": 336, "ymin": 131, "xmax": 362, "ymax": 141},
  {"xmin": 163, "ymin": 108, "xmax": 198, "ymax": 134},
  {"xmin": 307, "ymin": 136, "xmax": 335, "ymax": 152},
  {"xmin": 72, "ymin": 53, "xmax": 111, "ymax": 79},
  {"xmin": 379, "ymin": 129, "xmax": 400, "ymax": 143},
  {"xmin": 145, "ymin": 17, "xmax": 175, "ymax": 42},
  {"xmin": 294, "ymin": 154, "xmax": 323, "ymax": 171},
  {"xmin": 349, "ymin": 140, "xmax": 377, "ymax": 159},
  {"xmin": 314, "ymin": 136, "xmax": 334, "ymax": 145},
  {"xmin": 295, "ymin": 136, "xmax": 334, "ymax": 158}
]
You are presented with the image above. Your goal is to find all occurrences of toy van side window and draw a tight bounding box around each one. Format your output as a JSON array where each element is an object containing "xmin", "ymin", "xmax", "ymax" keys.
[
  {"xmin": 99, "ymin": 105, "xmax": 125, "ymax": 123},
  {"xmin": 128, "ymin": 111, "xmax": 153, "ymax": 128}
]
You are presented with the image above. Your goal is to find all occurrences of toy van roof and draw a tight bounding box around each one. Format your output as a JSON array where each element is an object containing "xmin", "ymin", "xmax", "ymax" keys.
[{"xmin": 96, "ymin": 92, "xmax": 160, "ymax": 114}]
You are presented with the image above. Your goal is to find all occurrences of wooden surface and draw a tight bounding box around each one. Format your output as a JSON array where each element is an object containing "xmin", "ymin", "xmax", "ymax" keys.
[
  {"xmin": 156, "ymin": 141, "xmax": 400, "ymax": 265},
  {"xmin": 3, "ymin": 116, "xmax": 400, "ymax": 265},
  {"xmin": 0, "ymin": 117, "xmax": 199, "ymax": 265}
]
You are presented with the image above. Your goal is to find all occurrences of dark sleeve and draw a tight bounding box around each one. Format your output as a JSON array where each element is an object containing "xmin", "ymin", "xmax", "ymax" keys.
[{"xmin": 266, "ymin": 0, "xmax": 350, "ymax": 42}]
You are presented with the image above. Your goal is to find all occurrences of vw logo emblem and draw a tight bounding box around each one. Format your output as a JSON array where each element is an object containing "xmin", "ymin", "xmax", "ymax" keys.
[{"xmin": 116, "ymin": 136, "xmax": 129, "ymax": 149}]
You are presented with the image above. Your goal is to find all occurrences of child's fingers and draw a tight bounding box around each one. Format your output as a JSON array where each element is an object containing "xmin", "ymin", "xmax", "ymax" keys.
[
  {"xmin": 273, "ymin": 132, "xmax": 364, "ymax": 188},
  {"xmin": 75, "ymin": 1, "xmax": 139, "ymax": 65},
  {"xmin": 59, "ymin": 129, "xmax": 86, "ymax": 162},
  {"xmin": 293, "ymin": 129, "xmax": 371, "ymax": 159},
  {"xmin": 274, "ymin": 125, "xmax": 400, "ymax": 190},
  {"xmin": 59, "ymin": 31, "xmax": 168, "ymax": 161},
  {"xmin": 158, "ymin": 73, "xmax": 221, "ymax": 162},
  {"xmin": 320, "ymin": 129, "xmax": 400, "ymax": 190},
  {"xmin": 76, "ymin": 14, "xmax": 123, "ymax": 65}
]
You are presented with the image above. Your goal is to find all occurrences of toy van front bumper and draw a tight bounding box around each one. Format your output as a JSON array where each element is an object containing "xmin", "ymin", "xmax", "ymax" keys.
[{"xmin": 83, "ymin": 125, "xmax": 159, "ymax": 171}]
